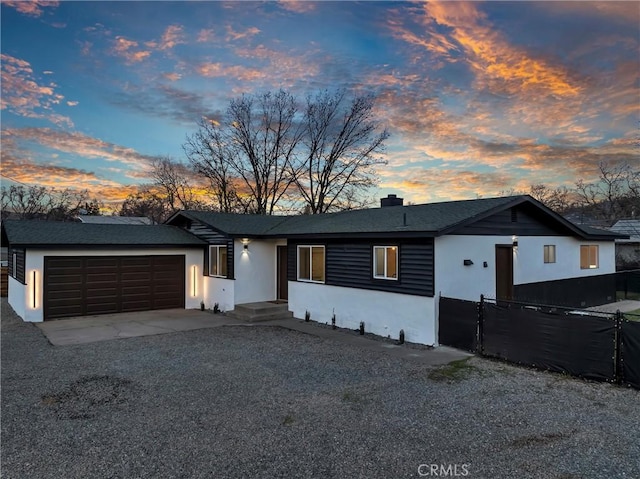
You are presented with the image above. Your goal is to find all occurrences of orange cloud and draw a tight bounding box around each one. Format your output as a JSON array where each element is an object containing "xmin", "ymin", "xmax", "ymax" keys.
[
  {"xmin": 278, "ymin": 1, "xmax": 316, "ymax": 14},
  {"xmin": 225, "ymin": 25, "xmax": 260, "ymax": 42},
  {"xmin": 196, "ymin": 62, "xmax": 266, "ymax": 82},
  {"xmin": 112, "ymin": 36, "xmax": 151, "ymax": 64},
  {"xmin": 197, "ymin": 28, "xmax": 216, "ymax": 43},
  {"xmin": 422, "ymin": 1, "xmax": 581, "ymax": 98},
  {"xmin": 0, "ymin": 54, "xmax": 72, "ymax": 127},
  {"xmin": 1, "ymin": 0, "xmax": 59, "ymax": 17},
  {"xmin": 4, "ymin": 127, "xmax": 157, "ymax": 168},
  {"xmin": 159, "ymin": 24, "xmax": 185, "ymax": 50}
]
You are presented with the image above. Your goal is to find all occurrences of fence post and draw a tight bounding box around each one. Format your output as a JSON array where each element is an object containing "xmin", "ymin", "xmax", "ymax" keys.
[
  {"xmin": 614, "ymin": 309, "xmax": 622, "ymax": 385},
  {"xmin": 477, "ymin": 294, "xmax": 484, "ymax": 355}
]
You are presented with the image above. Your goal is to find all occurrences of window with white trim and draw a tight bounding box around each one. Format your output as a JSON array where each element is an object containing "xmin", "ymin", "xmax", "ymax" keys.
[
  {"xmin": 12, "ymin": 253, "xmax": 17, "ymax": 279},
  {"xmin": 297, "ymin": 245, "xmax": 325, "ymax": 283},
  {"xmin": 209, "ymin": 245, "xmax": 228, "ymax": 277},
  {"xmin": 543, "ymin": 245, "xmax": 556, "ymax": 264},
  {"xmin": 373, "ymin": 246, "xmax": 398, "ymax": 280},
  {"xmin": 580, "ymin": 245, "xmax": 599, "ymax": 269}
]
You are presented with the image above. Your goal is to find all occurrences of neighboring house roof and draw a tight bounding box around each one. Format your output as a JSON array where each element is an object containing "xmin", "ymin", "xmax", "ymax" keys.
[
  {"xmin": 169, "ymin": 196, "xmax": 626, "ymax": 241},
  {"xmin": 2, "ymin": 220, "xmax": 207, "ymax": 248},
  {"xmin": 609, "ymin": 219, "xmax": 640, "ymax": 242},
  {"xmin": 78, "ymin": 215, "xmax": 153, "ymax": 225}
]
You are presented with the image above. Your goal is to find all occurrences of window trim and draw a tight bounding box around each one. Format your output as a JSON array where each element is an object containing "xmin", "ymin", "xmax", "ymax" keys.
[
  {"xmin": 580, "ymin": 244, "xmax": 599, "ymax": 270},
  {"xmin": 373, "ymin": 245, "xmax": 399, "ymax": 281},
  {"xmin": 209, "ymin": 245, "xmax": 228, "ymax": 278},
  {"xmin": 543, "ymin": 245, "xmax": 556, "ymax": 264},
  {"xmin": 297, "ymin": 245, "xmax": 325, "ymax": 284}
]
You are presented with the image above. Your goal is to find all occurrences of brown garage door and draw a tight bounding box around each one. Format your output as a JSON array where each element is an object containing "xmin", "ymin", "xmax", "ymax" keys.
[{"xmin": 44, "ymin": 255, "xmax": 185, "ymax": 320}]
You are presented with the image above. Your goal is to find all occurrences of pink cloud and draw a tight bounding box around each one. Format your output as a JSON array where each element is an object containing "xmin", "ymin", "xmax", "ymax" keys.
[
  {"xmin": 4, "ymin": 127, "xmax": 157, "ymax": 168},
  {"xmin": 1, "ymin": 54, "xmax": 72, "ymax": 127},
  {"xmin": 278, "ymin": 1, "xmax": 316, "ymax": 14},
  {"xmin": 1, "ymin": 0, "xmax": 59, "ymax": 17},
  {"xmin": 197, "ymin": 28, "xmax": 216, "ymax": 43},
  {"xmin": 111, "ymin": 36, "xmax": 151, "ymax": 64},
  {"xmin": 159, "ymin": 24, "xmax": 185, "ymax": 50},
  {"xmin": 225, "ymin": 25, "xmax": 260, "ymax": 42}
]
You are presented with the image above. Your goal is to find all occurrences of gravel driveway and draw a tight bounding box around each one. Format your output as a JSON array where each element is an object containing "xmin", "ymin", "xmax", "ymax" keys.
[{"xmin": 2, "ymin": 299, "xmax": 639, "ymax": 479}]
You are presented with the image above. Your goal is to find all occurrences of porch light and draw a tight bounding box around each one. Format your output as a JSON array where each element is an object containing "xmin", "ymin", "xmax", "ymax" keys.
[
  {"xmin": 512, "ymin": 235, "xmax": 519, "ymax": 248},
  {"xmin": 242, "ymin": 238, "xmax": 250, "ymax": 252}
]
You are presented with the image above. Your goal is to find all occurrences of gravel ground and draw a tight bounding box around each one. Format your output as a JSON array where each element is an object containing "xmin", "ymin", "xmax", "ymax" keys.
[{"xmin": 2, "ymin": 299, "xmax": 639, "ymax": 479}]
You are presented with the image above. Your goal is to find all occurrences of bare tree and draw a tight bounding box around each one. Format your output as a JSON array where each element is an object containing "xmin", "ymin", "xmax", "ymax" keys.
[
  {"xmin": 118, "ymin": 186, "xmax": 170, "ymax": 224},
  {"xmin": 528, "ymin": 184, "xmax": 573, "ymax": 213},
  {"xmin": 228, "ymin": 90, "xmax": 303, "ymax": 214},
  {"xmin": 575, "ymin": 161, "xmax": 640, "ymax": 221},
  {"xmin": 149, "ymin": 156, "xmax": 202, "ymax": 212},
  {"xmin": 186, "ymin": 90, "xmax": 303, "ymax": 215},
  {"xmin": 184, "ymin": 120, "xmax": 246, "ymax": 213},
  {"xmin": 1, "ymin": 184, "xmax": 90, "ymax": 221},
  {"xmin": 294, "ymin": 90, "xmax": 389, "ymax": 214}
]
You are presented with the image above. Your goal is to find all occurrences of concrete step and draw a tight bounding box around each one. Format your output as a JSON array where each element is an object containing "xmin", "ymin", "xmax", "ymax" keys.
[{"xmin": 226, "ymin": 302, "xmax": 293, "ymax": 323}]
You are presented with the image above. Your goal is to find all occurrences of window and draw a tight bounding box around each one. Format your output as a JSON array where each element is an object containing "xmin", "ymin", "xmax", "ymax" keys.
[
  {"xmin": 297, "ymin": 246, "xmax": 325, "ymax": 283},
  {"xmin": 12, "ymin": 253, "xmax": 17, "ymax": 279},
  {"xmin": 209, "ymin": 245, "xmax": 228, "ymax": 277},
  {"xmin": 580, "ymin": 245, "xmax": 599, "ymax": 269},
  {"xmin": 373, "ymin": 246, "xmax": 398, "ymax": 280},
  {"xmin": 543, "ymin": 245, "xmax": 556, "ymax": 264}
]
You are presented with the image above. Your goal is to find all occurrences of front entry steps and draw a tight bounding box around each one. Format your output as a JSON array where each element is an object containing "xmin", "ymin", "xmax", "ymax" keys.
[{"xmin": 226, "ymin": 302, "xmax": 293, "ymax": 322}]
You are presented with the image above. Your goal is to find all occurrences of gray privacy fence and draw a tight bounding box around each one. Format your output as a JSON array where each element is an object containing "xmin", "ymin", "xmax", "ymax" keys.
[
  {"xmin": 438, "ymin": 295, "xmax": 640, "ymax": 389},
  {"xmin": 617, "ymin": 269, "xmax": 640, "ymax": 300}
]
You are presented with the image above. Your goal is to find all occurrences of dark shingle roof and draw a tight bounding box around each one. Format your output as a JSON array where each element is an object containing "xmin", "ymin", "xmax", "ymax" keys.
[
  {"xmin": 2, "ymin": 220, "xmax": 207, "ymax": 247},
  {"xmin": 271, "ymin": 196, "xmax": 519, "ymax": 235},
  {"xmin": 175, "ymin": 196, "xmax": 625, "ymax": 240},
  {"xmin": 180, "ymin": 211, "xmax": 292, "ymax": 236}
]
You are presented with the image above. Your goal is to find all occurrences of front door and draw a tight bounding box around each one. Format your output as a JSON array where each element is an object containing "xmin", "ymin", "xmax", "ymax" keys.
[
  {"xmin": 277, "ymin": 245, "xmax": 288, "ymax": 301},
  {"xmin": 495, "ymin": 245, "xmax": 513, "ymax": 301}
]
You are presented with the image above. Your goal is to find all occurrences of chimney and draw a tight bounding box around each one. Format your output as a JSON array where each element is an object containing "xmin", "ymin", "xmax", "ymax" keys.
[{"xmin": 381, "ymin": 194, "xmax": 404, "ymax": 208}]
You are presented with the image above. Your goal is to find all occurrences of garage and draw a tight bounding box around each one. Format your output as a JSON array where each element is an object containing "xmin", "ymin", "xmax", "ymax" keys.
[
  {"xmin": 2, "ymin": 220, "xmax": 207, "ymax": 323},
  {"xmin": 44, "ymin": 255, "xmax": 185, "ymax": 320}
]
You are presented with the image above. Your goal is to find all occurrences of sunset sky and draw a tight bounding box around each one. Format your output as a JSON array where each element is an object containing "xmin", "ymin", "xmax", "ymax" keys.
[{"xmin": 1, "ymin": 1, "xmax": 638, "ymax": 207}]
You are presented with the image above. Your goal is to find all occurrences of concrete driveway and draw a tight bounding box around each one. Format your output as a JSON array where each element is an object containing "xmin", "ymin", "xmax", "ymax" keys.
[
  {"xmin": 35, "ymin": 307, "xmax": 472, "ymax": 366},
  {"xmin": 37, "ymin": 309, "xmax": 239, "ymax": 346}
]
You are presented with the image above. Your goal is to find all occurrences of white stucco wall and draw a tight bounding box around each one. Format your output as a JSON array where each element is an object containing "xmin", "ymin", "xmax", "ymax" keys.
[
  {"xmin": 203, "ymin": 277, "xmax": 234, "ymax": 313},
  {"xmin": 15, "ymin": 248, "xmax": 203, "ymax": 322},
  {"xmin": 434, "ymin": 235, "xmax": 617, "ymax": 301},
  {"xmin": 8, "ymin": 276, "xmax": 27, "ymax": 321},
  {"xmin": 288, "ymin": 281, "xmax": 437, "ymax": 345},
  {"xmin": 514, "ymin": 236, "xmax": 615, "ymax": 284},
  {"xmin": 233, "ymin": 239, "xmax": 280, "ymax": 304}
]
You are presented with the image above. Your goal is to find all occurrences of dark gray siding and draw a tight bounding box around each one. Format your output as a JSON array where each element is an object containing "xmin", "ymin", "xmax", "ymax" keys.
[
  {"xmin": 455, "ymin": 205, "xmax": 573, "ymax": 236},
  {"xmin": 288, "ymin": 238, "xmax": 434, "ymax": 297},
  {"xmin": 8, "ymin": 247, "xmax": 25, "ymax": 284},
  {"xmin": 184, "ymin": 219, "xmax": 234, "ymax": 279}
]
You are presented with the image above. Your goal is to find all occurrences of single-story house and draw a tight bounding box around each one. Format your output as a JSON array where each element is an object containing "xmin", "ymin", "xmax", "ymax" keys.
[{"xmin": 2, "ymin": 195, "xmax": 625, "ymax": 346}]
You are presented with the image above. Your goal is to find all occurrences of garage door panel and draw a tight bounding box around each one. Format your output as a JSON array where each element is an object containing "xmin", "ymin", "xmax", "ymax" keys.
[
  {"xmin": 86, "ymin": 288, "xmax": 118, "ymax": 298},
  {"xmin": 86, "ymin": 304, "xmax": 119, "ymax": 315},
  {"xmin": 121, "ymin": 257, "xmax": 151, "ymax": 267},
  {"xmin": 47, "ymin": 273, "xmax": 83, "ymax": 283},
  {"xmin": 44, "ymin": 255, "xmax": 185, "ymax": 320},
  {"xmin": 47, "ymin": 258, "xmax": 83, "ymax": 268},
  {"xmin": 121, "ymin": 272, "xmax": 151, "ymax": 281},
  {"xmin": 86, "ymin": 272, "xmax": 118, "ymax": 282}
]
